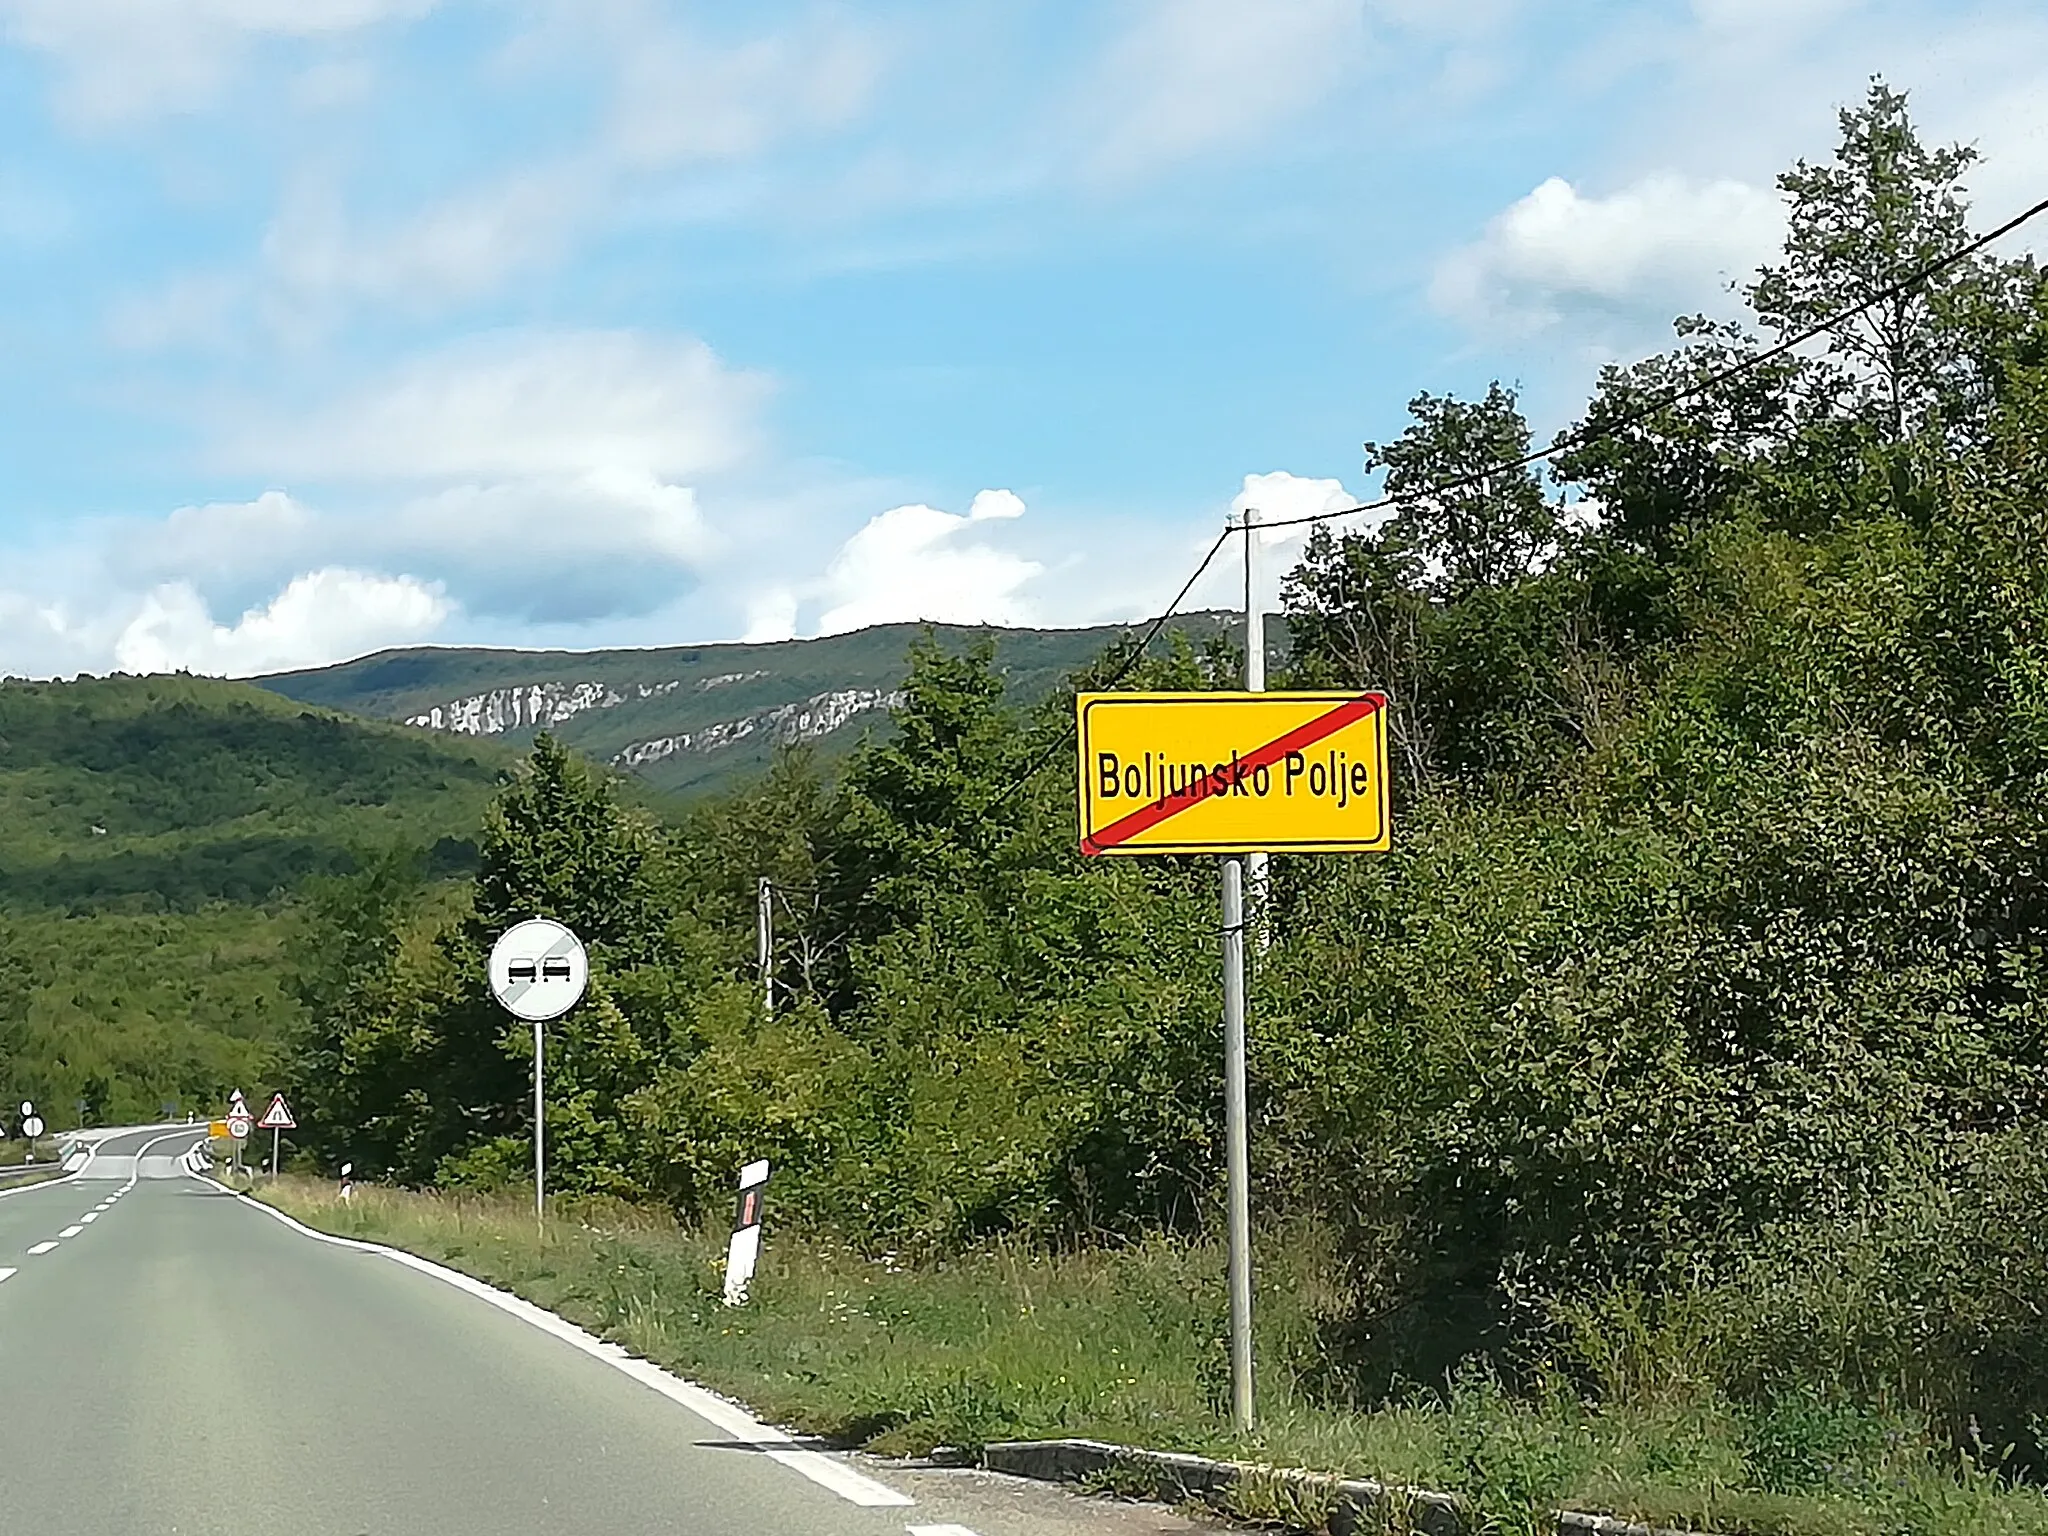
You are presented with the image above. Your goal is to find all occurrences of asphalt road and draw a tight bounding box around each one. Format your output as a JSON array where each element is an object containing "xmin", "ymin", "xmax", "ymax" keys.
[{"xmin": 0, "ymin": 1124, "xmax": 1210, "ymax": 1536}]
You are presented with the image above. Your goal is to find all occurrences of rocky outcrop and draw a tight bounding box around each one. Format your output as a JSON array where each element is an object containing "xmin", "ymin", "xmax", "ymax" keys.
[
  {"xmin": 406, "ymin": 679, "xmax": 681, "ymax": 735},
  {"xmin": 613, "ymin": 687, "xmax": 900, "ymax": 768}
]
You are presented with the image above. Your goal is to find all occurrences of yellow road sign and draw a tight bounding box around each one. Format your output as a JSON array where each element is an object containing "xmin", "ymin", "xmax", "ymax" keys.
[
  {"xmin": 1076, "ymin": 691, "xmax": 1391, "ymax": 856},
  {"xmin": 207, "ymin": 1120, "xmax": 231, "ymax": 1139}
]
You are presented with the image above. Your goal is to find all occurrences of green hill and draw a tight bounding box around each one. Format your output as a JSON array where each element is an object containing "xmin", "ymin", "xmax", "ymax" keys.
[
  {"xmin": 0, "ymin": 675, "xmax": 509, "ymax": 1128},
  {"xmin": 257, "ymin": 616, "xmax": 1262, "ymax": 797}
]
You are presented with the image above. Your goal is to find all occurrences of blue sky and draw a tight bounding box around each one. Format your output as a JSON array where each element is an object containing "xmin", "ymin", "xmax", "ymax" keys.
[{"xmin": 0, "ymin": 0, "xmax": 2043, "ymax": 676}]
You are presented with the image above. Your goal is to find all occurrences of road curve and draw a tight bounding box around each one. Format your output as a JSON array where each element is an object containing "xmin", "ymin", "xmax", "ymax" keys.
[{"xmin": 0, "ymin": 1125, "xmax": 1192, "ymax": 1536}]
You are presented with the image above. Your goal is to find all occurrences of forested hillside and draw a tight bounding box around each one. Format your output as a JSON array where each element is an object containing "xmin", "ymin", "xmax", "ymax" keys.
[
  {"xmin": 288, "ymin": 85, "xmax": 2048, "ymax": 1501},
  {"xmin": 0, "ymin": 675, "xmax": 507, "ymax": 1126},
  {"xmin": 259, "ymin": 616, "xmax": 1250, "ymax": 797}
]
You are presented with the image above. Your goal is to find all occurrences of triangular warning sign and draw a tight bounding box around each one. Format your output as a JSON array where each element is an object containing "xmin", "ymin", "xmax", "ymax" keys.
[{"xmin": 258, "ymin": 1093, "xmax": 295, "ymax": 1130}]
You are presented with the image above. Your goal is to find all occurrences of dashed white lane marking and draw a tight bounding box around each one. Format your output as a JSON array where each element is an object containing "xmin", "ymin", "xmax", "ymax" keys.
[
  {"xmin": 0, "ymin": 1267, "xmax": 16, "ymax": 1283},
  {"xmin": 219, "ymin": 1183, "xmax": 916, "ymax": 1509},
  {"xmin": 81, "ymin": 1213, "xmax": 99, "ymax": 1223},
  {"xmin": 26, "ymin": 1242, "xmax": 57, "ymax": 1255},
  {"xmin": 58, "ymin": 1225, "xmax": 83, "ymax": 1238}
]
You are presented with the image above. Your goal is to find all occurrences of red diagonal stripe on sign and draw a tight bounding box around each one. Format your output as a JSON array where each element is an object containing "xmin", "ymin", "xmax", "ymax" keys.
[{"xmin": 1083, "ymin": 693, "xmax": 1385, "ymax": 854}]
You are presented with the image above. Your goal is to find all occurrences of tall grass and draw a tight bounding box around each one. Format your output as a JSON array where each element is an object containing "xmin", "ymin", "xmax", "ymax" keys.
[{"xmin": 263, "ymin": 1179, "xmax": 2048, "ymax": 1536}]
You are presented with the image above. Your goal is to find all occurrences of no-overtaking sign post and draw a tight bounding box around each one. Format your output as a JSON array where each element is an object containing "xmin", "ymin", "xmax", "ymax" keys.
[
  {"xmin": 1075, "ymin": 686, "xmax": 1392, "ymax": 1434},
  {"xmin": 488, "ymin": 919, "xmax": 590, "ymax": 1224}
]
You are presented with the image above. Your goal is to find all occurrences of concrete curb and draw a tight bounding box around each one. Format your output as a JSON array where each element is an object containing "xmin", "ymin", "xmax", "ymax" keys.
[{"xmin": 981, "ymin": 1437, "xmax": 1716, "ymax": 1536}]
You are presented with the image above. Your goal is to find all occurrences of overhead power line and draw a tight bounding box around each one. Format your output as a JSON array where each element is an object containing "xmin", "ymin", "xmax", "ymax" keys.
[
  {"xmin": 1253, "ymin": 190, "xmax": 2048, "ymax": 533},
  {"xmin": 989, "ymin": 191, "xmax": 2048, "ymax": 808},
  {"xmin": 986, "ymin": 523, "xmax": 1236, "ymax": 810}
]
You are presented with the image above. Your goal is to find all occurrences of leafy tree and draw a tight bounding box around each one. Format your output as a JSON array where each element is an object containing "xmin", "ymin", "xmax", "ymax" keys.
[
  {"xmin": 1747, "ymin": 79, "xmax": 2000, "ymax": 444},
  {"xmin": 1367, "ymin": 382, "xmax": 1557, "ymax": 599},
  {"xmin": 1283, "ymin": 523, "xmax": 1436, "ymax": 781},
  {"xmin": 1550, "ymin": 317, "xmax": 1805, "ymax": 559},
  {"xmin": 469, "ymin": 733, "xmax": 664, "ymax": 965}
]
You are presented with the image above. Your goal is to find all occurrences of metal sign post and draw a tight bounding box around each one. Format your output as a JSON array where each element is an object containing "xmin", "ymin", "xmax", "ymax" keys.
[
  {"xmin": 227, "ymin": 1090, "xmax": 249, "ymax": 1180},
  {"xmin": 259, "ymin": 1093, "xmax": 295, "ymax": 1177},
  {"xmin": 487, "ymin": 919, "xmax": 590, "ymax": 1226},
  {"xmin": 1075, "ymin": 686, "xmax": 1393, "ymax": 1434},
  {"xmin": 1219, "ymin": 857, "xmax": 1254, "ymax": 1431}
]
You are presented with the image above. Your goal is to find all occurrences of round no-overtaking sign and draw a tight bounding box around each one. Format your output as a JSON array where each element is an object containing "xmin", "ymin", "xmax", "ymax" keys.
[{"xmin": 488, "ymin": 919, "xmax": 589, "ymax": 1022}]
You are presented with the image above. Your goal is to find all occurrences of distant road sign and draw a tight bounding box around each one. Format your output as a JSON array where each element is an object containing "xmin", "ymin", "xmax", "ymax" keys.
[
  {"xmin": 225, "ymin": 1112, "xmax": 253, "ymax": 1142},
  {"xmin": 18, "ymin": 1100, "xmax": 32, "ymax": 1118},
  {"xmin": 20, "ymin": 1115, "xmax": 43, "ymax": 1139},
  {"xmin": 258, "ymin": 1094, "xmax": 295, "ymax": 1130},
  {"xmin": 489, "ymin": 919, "xmax": 589, "ymax": 1022},
  {"xmin": 1076, "ymin": 691, "xmax": 1391, "ymax": 856}
]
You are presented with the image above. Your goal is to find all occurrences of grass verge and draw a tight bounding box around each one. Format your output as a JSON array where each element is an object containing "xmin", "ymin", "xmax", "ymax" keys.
[{"xmin": 259, "ymin": 1179, "xmax": 2048, "ymax": 1536}]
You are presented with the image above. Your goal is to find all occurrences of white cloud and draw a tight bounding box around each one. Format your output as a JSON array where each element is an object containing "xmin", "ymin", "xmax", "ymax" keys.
[
  {"xmin": 815, "ymin": 488, "xmax": 1041, "ymax": 635},
  {"xmin": 1432, "ymin": 173, "xmax": 1784, "ymax": 335},
  {"xmin": 111, "ymin": 566, "xmax": 450, "ymax": 677},
  {"xmin": 0, "ymin": 0, "xmax": 434, "ymax": 125},
  {"xmin": 112, "ymin": 471, "xmax": 715, "ymax": 628},
  {"xmin": 391, "ymin": 471, "xmax": 713, "ymax": 623},
  {"xmin": 1215, "ymin": 471, "xmax": 1378, "ymax": 616},
  {"xmin": 258, "ymin": 166, "xmax": 598, "ymax": 320},
  {"xmin": 741, "ymin": 587, "xmax": 800, "ymax": 646},
  {"xmin": 226, "ymin": 329, "xmax": 768, "ymax": 481},
  {"xmin": 1235, "ymin": 468, "xmax": 1362, "ymax": 534},
  {"xmin": 106, "ymin": 271, "xmax": 242, "ymax": 351},
  {"xmin": 181, "ymin": 5, "xmax": 886, "ymax": 333},
  {"xmin": 600, "ymin": 7, "xmax": 881, "ymax": 170},
  {"xmin": 69, "ymin": 328, "xmax": 773, "ymax": 635},
  {"xmin": 1078, "ymin": 0, "xmax": 1366, "ymax": 179}
]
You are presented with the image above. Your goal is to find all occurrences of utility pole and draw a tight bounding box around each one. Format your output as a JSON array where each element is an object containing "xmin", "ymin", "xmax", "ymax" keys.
[
  {"xmin": 757, "ymin": 876, "xmax": 774, "ymax": 1016},
  {"xmin": 1220, "ymin": 855, "xmax": 1254, "ymax": 1432},
  {"xmin": 1243, "ymin": 507, "xmax": 1270, "ymax": 950}
]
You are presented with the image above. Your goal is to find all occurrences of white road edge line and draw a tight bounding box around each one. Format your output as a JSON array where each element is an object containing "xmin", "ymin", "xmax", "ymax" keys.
[
  {"xmin": 205, "ymin": 1176, "xmax": 915, "ymax": 1510},
  {"xmin": 26, "ymin": 1242, "xmax": 57, "ymax": 1255},
  {"xmin": 0, "ymin": 1120, "xmax": 193, "ymax": 1204}
]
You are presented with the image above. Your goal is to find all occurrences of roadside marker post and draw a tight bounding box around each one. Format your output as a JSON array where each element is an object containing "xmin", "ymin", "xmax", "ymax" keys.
[
  {"xmin": 723, "ymin": 1159, "xmax": 771, "ymax": 1306},
  {"xmin": 487, "ymin": 919, "xmax": 590, "ymax": 1226},
  {"xmin": 1076, "ymin": 659, "xmax": 1392, "ymax": 1433},
  {"xmin": 258, "ymin": 1093, "xmax": 295, "ymax": 1177}
]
